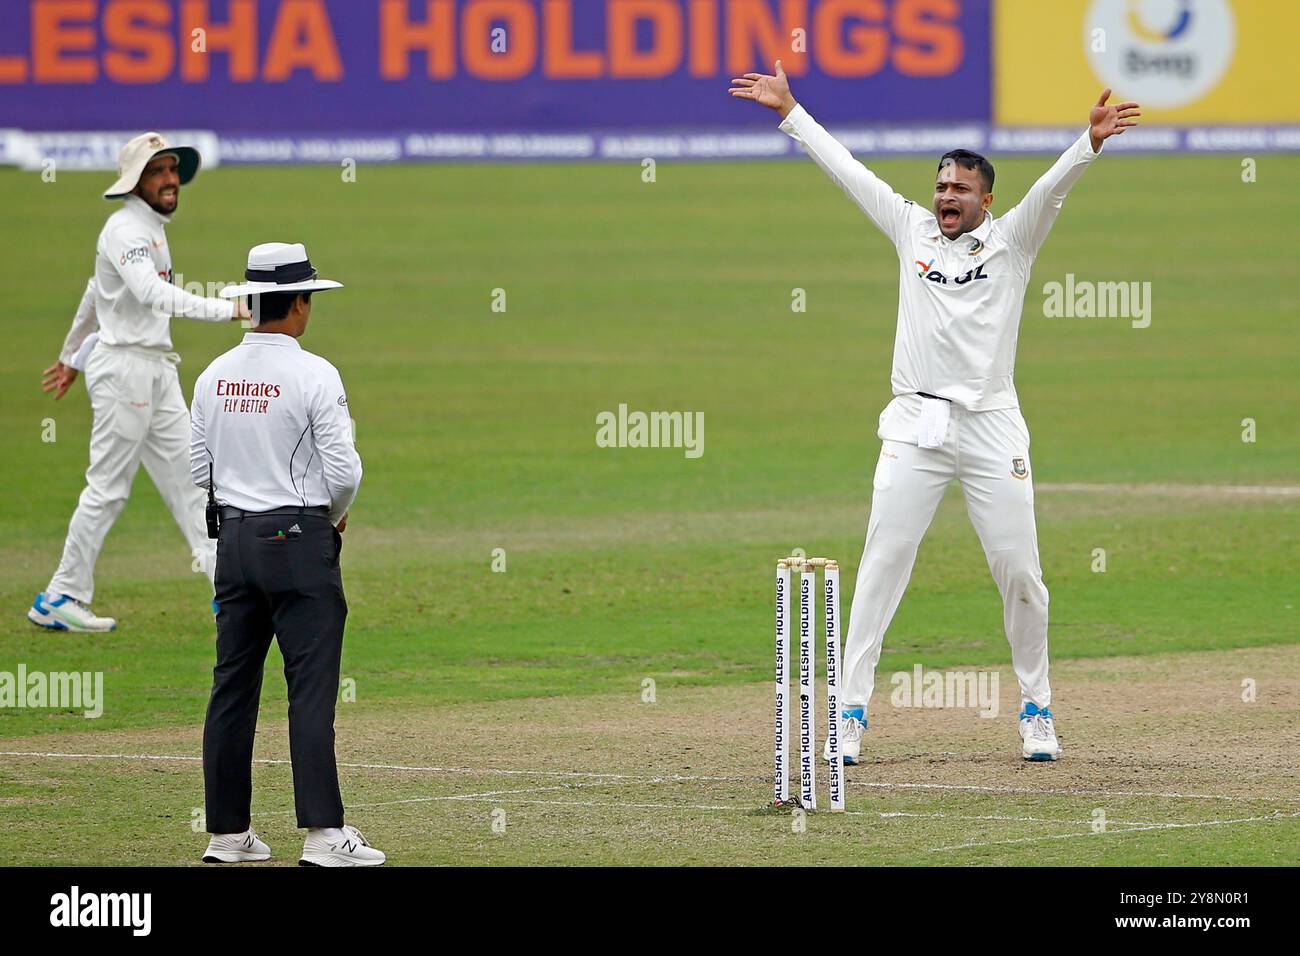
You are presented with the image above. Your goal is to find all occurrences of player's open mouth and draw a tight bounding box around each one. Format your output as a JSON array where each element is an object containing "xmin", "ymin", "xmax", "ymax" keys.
[{"xmin": 940, "ymin": 206, "xmax": 960, "ymax": 226}]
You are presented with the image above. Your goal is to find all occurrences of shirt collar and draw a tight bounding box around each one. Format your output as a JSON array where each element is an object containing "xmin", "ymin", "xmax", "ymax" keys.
[
  {"xmin": 241, "ymin": 332, "xmax": 302, "ymax": 349},
  {"xmin": 122, "ymin": 193, "xmax": 171, "ymax": 226},
  {"xmin": 930, "ymin": 210, "xmax": 994, "ymax": 246}
]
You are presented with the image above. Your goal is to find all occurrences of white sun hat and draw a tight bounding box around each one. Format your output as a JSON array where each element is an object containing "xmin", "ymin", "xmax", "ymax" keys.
[
  {"xmin": 219, "ymin": 242, "xmax": 343, "ymax": 298},
  {"xmin": 103, "ymin": 131, "xmax": 201, "ymax": 199}
]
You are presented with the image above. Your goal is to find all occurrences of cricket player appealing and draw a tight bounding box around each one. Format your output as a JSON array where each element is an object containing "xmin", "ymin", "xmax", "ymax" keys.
[
  {"xmin": 730, "ymin": 63, "xmax": 1139, "ymax": 761},
  {"xmin": 30, "ymin": 132, "xmax": 248, "ymax": 633}
]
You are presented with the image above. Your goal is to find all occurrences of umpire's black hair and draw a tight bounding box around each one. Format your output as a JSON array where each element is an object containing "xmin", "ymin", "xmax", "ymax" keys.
[
  {"xmin": 252, "ymin": 290, "xmax": 312, "ymax": 323},
  {"xmin": 937, "ymin": 149, "xmax": 995, "ymax": 193}
]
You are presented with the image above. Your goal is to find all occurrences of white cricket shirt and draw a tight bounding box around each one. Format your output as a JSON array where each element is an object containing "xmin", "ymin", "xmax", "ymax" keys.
[
  {"xmin": 58, "ymin": 194, "xmax": 234, "ymax": 364},
  {"xmin": 779, "ymin": 105, "xmax": 1101, "ymax": 433},
  {"xmin": 190, "ymin": 333, "xmax": 361, "ymax": 525}
]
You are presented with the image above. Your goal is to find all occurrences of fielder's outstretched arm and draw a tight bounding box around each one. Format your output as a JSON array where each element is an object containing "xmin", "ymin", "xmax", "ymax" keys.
[
  {"xmin": 103, "ymin": 220, "xmax": 248, "ymax": 322},
  {"xmin": 1002, "ymin": 88, "xmax": 1141, "ymax": 258},
  {"xmin": 729, "ymin": 60, "xmax": 913, "ymax": 246}
]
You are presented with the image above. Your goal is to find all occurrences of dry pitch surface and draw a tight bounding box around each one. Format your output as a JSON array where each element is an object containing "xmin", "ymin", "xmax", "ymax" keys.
[{"xmin": 2, "ymin": 644, "xmax": 1296, "ymax": 866}]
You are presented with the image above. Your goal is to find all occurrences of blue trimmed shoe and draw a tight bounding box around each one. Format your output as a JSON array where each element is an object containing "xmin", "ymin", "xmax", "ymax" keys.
[
  {"xmin": 1019, "ymin": 702, "xmax": 1061, "ymax": 761},
  {"xmin": 822, "ymin": 707, "xmax": 866, "ymax": 765},
  {"xmin": 27, "ymin": 592, "xmax": 116, "ymax": 633}
]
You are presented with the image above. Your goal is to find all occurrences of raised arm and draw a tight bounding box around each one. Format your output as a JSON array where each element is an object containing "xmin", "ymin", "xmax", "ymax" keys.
[
  {"xmin": 1002, "ymin": 88, "xmax": 1140, "ymax": 258},
  {"xmin": 730, "ymin": 60, "xmax": 914, "ymax": 245}
]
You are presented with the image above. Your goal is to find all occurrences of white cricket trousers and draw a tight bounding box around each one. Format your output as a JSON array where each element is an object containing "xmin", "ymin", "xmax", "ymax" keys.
[
  {"xmin": 46, "ymin": 344, "xmax": 217, "ymax": 604},
  {"xmin": 843, "ymin": 404, "xmax": 1051, "ymax": 713}
]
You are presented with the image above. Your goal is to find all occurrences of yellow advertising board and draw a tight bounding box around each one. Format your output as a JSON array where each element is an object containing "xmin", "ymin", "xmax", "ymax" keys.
[{"xmin": 995, "ymin": 0, "xmax": 1300, "ymax": 124}]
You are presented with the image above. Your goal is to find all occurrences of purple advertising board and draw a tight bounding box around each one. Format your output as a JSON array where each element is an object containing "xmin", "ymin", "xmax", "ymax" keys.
[{"xmin": 0, "ymin": 0, "xmax": 991, "ymax": 133}]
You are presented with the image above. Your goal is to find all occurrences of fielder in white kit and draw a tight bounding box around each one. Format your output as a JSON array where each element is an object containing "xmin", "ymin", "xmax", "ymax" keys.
[
  {"xmin": 731, "ymin": 63, "xmax": 1140, "ymax": 761},
  {"xmin": 30, "ymin": 132, "xmax": 248, "ymax": 633}
]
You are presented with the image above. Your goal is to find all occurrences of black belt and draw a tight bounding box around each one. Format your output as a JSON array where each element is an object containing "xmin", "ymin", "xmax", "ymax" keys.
[
  {"xmin": 219, "ymin": 505, "xmax": 330, "ymax": 520},
  {"xmin": 917, "ymin": 392, "xmax": 951, "ymax": 402}
]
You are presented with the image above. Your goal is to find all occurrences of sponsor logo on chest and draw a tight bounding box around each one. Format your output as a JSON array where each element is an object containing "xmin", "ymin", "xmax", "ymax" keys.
[{"xmin": 914, "ymin": 235, "xmax": 995, "ymax": 286}]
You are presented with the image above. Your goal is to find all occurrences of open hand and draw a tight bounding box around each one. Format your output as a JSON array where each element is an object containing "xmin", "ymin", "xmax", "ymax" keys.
[
  {"xmin": 41, "ymin": 361, "xmax": 78, "ymax": 400},
  {"xmin": 729, "ymin": 60, "xmax": 797, "ymax": 118},
  {"xmin": 1090, "ymin": 88, "xmax": 1141, "ymax": 151}
]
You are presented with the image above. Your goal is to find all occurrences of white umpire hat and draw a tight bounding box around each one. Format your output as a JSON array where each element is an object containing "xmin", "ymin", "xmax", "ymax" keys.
[
  {"xmin": 103, "ymin": 131, "xmax": 201, "ymax": 199},
  {"xmin": 220, "ymin": 242, "xmax": 344, "ymax": 298}
]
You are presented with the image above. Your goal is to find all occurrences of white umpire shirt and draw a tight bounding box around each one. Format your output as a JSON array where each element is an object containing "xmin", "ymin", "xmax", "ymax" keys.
[
  {"xmin": 189, "ymin": 333, "xmax": 361, "ymax": 525},
  {"xmin": 59, "ymin": 194, "xmax": 235, "ymax": 364},
  {"xmin": 779, "ymin": 105, "xmax": 1101, "ymax": 438}
]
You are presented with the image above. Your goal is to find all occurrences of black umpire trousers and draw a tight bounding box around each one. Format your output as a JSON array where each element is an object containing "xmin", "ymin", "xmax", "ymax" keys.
[{"xmin": 203, "ymin": 507, "xmax": 347, "ymax": 833}]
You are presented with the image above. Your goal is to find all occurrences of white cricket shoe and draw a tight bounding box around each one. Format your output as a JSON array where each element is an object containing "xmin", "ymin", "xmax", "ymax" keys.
[
  {"xmin": 822, "ymin": 709, "xmax": 866, "ymax": 765},
  {"xmin": 299, "ymin": 825, "xmax": 386, "ymax": 867},
  {"xmin": 1019, "ymin": 703, "xmax": 1061, "ymax": 761},
  {"xmin": 202, "ymin": 829, "xmax": 271, "ymax": 863},
  {"xmin": 28, "ymin": 592, "xmax": 116, "ymax": 632}
]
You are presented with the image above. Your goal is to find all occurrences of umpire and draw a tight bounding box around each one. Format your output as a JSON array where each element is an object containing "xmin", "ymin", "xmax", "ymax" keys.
[{"xmin": 189, "ymin": 242, "xmax": 384, "ymax": 866}]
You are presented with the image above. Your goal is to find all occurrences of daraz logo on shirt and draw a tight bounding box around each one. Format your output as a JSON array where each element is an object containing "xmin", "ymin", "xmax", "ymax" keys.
[{"xmin": 914, "ymin": 260, "xmax": 992, "ymax": 285}]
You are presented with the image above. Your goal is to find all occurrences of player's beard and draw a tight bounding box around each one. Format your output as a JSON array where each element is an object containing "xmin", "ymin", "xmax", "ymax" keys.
[
  {"xmin": 136, "ymin": 181, "xmax": 179, "ymax": 217},
  {"xmin": 145, "ymin": 190, "xmax": 179, "ymax": 217}
]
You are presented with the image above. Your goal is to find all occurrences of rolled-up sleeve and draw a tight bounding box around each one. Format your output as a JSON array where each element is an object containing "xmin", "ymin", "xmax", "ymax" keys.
[{"xmin": 309, "ymin": 363, "xmax": 362, "ymax": 525}]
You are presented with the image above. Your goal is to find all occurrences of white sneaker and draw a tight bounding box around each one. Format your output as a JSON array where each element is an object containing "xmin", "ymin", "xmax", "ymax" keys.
[
  {"xmin": 28, "ymin": 592, "xmax": 116, "ymax": 632},
  {"xmin": 1019, "ymin": 703, "xmax": 1061, "ymax": 761},
  {"xmin": 299, "ymin": 825, "xmax": 386, "ymax": 867},
  {"xmin": 822, "ymin": 710, "xmax": 866, "ymax": 765},
  {"xmin": 202, "ymin": 829, "xmax": 271, "ymax": 863}
]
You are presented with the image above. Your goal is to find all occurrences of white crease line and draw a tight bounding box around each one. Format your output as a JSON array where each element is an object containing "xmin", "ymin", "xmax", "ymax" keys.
[
  {"xmin": 928, "ymin": 811, "xmax": 1300, "ymax": 853},
  {"xmin": 881, "ymin": 811, "xmax": 1165, "ymax": 826},
  {"xmin": 266, "ymin": 788, "xmax": 1165, "ymax": 828},
  {"xmin": 0, "ymin": 751, "xmax": 728, "ymax": 784},
  {"xmin": 1039, "ymin": 482, "xmax": 1300, "ymax": 497},
  {"xmin": 850, "ymin": 779, "xmax": 1292, "ymax": 802},
  {"xmin": 251, "ymin": 781, "xmax": 622, "ymax": 817},
  {"xmin": 6, "ymin": 751, "xmax": 1297, "ymax": 808}
]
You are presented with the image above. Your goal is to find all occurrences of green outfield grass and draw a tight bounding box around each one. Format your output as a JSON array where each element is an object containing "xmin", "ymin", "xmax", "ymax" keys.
[{"xmin": 0, "ymin": 155, "xmax": 1296, "ymax": 865}]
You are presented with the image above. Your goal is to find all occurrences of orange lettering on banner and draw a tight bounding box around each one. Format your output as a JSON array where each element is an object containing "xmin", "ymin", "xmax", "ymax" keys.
[
  {"xmin": 0, "ymin": 50, "xmax": 28, "ymax": 83},
  {"xmin": 105, "ymin": 0, "xmax": 174, "ymax": 83},
  {"xmin": 687, "ymin": 0, "xmax": 717, "ymax": 77},
  {"xmin": 815, "ymin": 0, "xmax": 887, "ymax": 77},
  {"xmin": 380, "ymin": 0, "xmax": 455, "ymax": 79},
  {"xmin": 892, "ymin": 0, "xmax": 961, "ymax": 76},
  {"xmin": 463, "ymin": 0, "xmax": 536, "ymax": 80},
  {"xmin": 543, "ymin": 0, "xmax": 602, "ymax": 79},
  {"xmin": 180, "ymin": 0, "xmax": 257, "ymax": 82},
  {"xmin": 33, "ymin": 0, "xmax": 98, "ymax": 83},
  {"xmin": 609, "ymin": 0, "xmax": 681, "ymax": 79},
  {"xmin": 725, "ymin": 0, "xmax": 807, "ymax": 76},
  {"xmin": 264, "ymin": 0, "xmax": 343, "ymax": 81}
]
